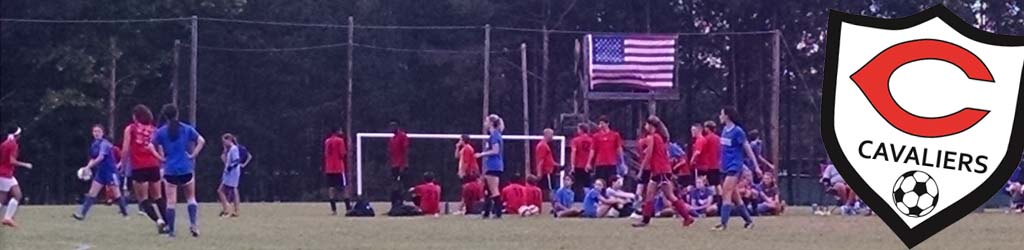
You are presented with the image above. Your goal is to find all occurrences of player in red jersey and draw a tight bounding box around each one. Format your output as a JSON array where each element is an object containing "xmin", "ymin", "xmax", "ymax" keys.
[
  {"xmin": 693, "ymin": 121, "xmax": 722, "ymax": 189},
  {"xmin": 570, "ymin": 123, "xmax": 594, "ymax": 198},
  {"xmin": 410, "ymin": 172, "xmax": 442, "ymax": 216},
  {"xmin": 0, "ymin": 126, "xmax": 33, "ymax": 228},
  {"xmin": 521, "ymin": 175, "xmax": 543, "ymax": 216},
  {"xmin": 388, "ymin": 120, "xmax": 410, "ymax": 206},
  {"xmin": 121, "ymin": 105, "xmax": 168, "ymax": 233},
  {"xmin": 592, "ymin": 116, "xmax": 623, "ymax": 187},
  {"xmin": 460, "ymin": 179, "xmax": 484, "ymax": 215},
  {"xmin": 500, "ymin": 174, "xmax": 527, "ymax": 215},
  {"xmin": 534, "ymin": 128, "xmax": 558, "ymax": 192},
  {"xmin": 456, "ymin": 134, "xmax": 479, "ymax": 182},
  {"xmin": 323, "ymin": 127, "xmax": 349, "ymax": 215},
  {"xmin": 632, "ymin": 116, "xmax": 695, "ymax": 228}
]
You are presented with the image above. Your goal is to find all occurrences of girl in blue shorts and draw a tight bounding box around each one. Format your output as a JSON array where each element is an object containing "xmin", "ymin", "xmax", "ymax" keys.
[
  {"xmin": 713, "ymin": 106, "xmax": 761, "ymax": 231},
  {"xmin": 74, "ymin": 125, "xmax": 129, "ymax": 220}
]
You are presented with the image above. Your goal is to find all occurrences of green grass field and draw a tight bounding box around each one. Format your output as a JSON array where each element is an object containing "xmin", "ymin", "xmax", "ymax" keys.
[{"xmin": 0, "ymin": 203, "xmax": 1020, "ymax": 250}]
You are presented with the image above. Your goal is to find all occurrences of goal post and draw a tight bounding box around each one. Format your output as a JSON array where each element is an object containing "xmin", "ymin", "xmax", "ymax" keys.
[{"xmin": 355, "ymin": 133, "xmax": 567, "ymax": 196}]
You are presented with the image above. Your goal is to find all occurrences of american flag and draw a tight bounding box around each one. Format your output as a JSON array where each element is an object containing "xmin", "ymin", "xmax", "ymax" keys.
[{"xmin": 586, "ymin": 34, "xmax": 676, "ymax": 89}]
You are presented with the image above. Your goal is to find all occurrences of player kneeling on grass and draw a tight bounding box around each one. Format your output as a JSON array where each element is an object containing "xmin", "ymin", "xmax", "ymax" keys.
[
  {"xmin": 74, "ymin": 125, "xmax": 130, "ymax": 220},
  {"xmin": 552, "ymin": 175, "xmax": 582, "ymax": 217},
  {"xmin": 410, "ymin": 172, "xmax": 442, "ymax": 217},
  {"xmin": 501, "ymin": 174, "xmax": 528, "ymax": 215}
]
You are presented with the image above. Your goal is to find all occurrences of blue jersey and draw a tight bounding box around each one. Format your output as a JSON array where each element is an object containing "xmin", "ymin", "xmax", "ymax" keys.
[
  {"xmin": 582, "ymin": 188, "xmax": 601, "ymax": 216},
  {"xmin": 688, "ymin": 186, "xmax": 713, "ymax": 207},
  {"xmin": 720, "ymin": 124, "xmax": 748, "ymax": 172},
  {"xmin": 222, "ymin": 145, "xmax": 242, "ymax": 187},
  {"xmin": 153, "ymin": 122, "xmax": 200, "ymax": 176},
  {"xmin": 90, "ymin": 139, "xmax": 117, "ymax": 176},
  {"xmin": 484, "ymin": 130, "xmax": 504, "ymax": 172},
  {"xmin": 1010, "ymin": 165, "xmax": 1022, "ymax": 183},
  {"xmin": 554, "ymin": 187, "xmax": 574, "ymax": 211}
]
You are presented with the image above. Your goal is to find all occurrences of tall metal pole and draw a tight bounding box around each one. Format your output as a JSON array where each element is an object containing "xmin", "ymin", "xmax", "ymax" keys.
[
  {"xmin": 172, "ymin": 40, "xmax": 180, "ymax": 107},
  {"xmin": 482, "ymin": 24, "xmax": 491, "ymax": 133},
  {"xmin": 521, "ymin": 43, "xmax": 531, "ymax": 177},
  {"xmin": 189, "ymin": 16, "xmax": 198, "ymax": 126},
  {"xmin": 109, "ymin": 38, "xmax": 118, "ymax": 134},
  {"xmin": 769, "ymin": 30, "xmax": 782, "ymax": 171},
  {"xmin": 346, "ymin": 16, "xmax": 355, "ymax": 194}
]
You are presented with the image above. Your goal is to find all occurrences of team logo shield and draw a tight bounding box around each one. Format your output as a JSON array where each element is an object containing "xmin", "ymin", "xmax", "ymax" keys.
[{"xmin": 821, "ymin": 5, "xmax": 1024, "ymax": 248}]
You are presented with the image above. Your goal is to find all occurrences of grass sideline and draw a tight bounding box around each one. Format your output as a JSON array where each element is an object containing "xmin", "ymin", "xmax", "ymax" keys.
[{"xmin": 0, "ymin": 203, "xmax": 1021, "ymax": 250}]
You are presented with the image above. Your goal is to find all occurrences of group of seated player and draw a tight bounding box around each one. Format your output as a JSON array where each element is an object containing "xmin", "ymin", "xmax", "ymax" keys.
[
  {"xmin": 1005, "ymin": 154, "xmax": 1023, "ymax": 213},
  {"xmin": 818, "ymin": 159, "xmax": 870, "ymax": 216}
]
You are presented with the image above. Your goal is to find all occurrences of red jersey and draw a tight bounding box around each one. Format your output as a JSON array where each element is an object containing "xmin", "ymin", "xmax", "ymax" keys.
[
  {"xmin": 459, "ymin": 144, "xmax": 479, "ymax": 177},
  {"xmin": 388, "ymin": 130, "xmax": 409, "ymax": 168},
  {"xmin": 592, "ymin": 129, "xmax": 622, "ymax": 166},
  {"xmin": 697, "ymin": 133, "xmax": 721, "ymax": 171},
  {"xmin": 126, "ymin": 123, "xmax": 161, "ymax": 169},
  {"xmin": 570, "ymin": 134, "xmax": 593, "ymax": 169},
  {"xmin": 525, "ymin": 184, "xmax": 543, "ymax": 210},
  {"xmin": 0, "ymin": 138, "xmax": 19, "ymax": 178},
  {"xmin": 461, "ymin": 181, "xmax": 484, "ymax": 206},
  {"xmin": 534, "ymin": 141, "xmax": 556, "ymax": 176},
  {"xmin": 323, "ymin": 135, "xmax": 347, "ymax": 174},
  {"xmin": 501, "ymin": 183, "xmax": 527, "ymax": 214},
  {"xmin": 647, "ymin": 134, "xmax": 671, "ymax": 174},
  {"xmin": 413, "ymin": 182, "xmax": 441, "ymax": 215}
]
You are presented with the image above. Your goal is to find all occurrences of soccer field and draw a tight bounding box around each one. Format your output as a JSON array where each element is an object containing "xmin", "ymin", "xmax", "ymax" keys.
[{"xmin": 0, "ymin": 203, "xmax": 1020, "ymax": 250}]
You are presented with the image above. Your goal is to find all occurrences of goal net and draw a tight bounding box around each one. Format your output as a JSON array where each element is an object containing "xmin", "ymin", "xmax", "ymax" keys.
[{"xmin": 355, "ymin": 133, "xmax": 567, "ymax": 196}]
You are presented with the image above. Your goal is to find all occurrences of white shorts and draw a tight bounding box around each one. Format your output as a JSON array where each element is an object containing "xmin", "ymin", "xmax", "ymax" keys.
[{"xmin": 0, "ymin": 177, "xmax": 18, "ymax": 192}]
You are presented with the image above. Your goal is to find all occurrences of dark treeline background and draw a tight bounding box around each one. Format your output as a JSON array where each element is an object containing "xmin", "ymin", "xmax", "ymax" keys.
[{"xmin": 2, "ymin": 0, "xmax": 1022, "ymax": 204}]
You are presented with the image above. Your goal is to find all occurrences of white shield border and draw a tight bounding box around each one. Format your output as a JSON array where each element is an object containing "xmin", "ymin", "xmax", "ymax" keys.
[{"xmin": 820, "ymin": 5, "xmax": 1024, "ymax": 249}]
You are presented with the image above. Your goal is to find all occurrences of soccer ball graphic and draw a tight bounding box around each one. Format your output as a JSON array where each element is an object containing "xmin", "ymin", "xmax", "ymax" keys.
[{"xmin": 892, "ymin": 171, "xmax": 939, "ymax": 217}]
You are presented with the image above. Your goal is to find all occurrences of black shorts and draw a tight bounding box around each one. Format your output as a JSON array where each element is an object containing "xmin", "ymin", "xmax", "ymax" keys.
[
  {"xmin": 676, "ymin": 175, "xmax": 695, "ymax": 188},
  {"xmin": 325, "ymin": 173, "xmax": 347, "ymax": 189},
  {"xmin": 594, "ymin": 165, "xmax": 617, "ymax": 183},
  {"xmin": 650, "ymin": 173, "xmax": 673, "ymax": 185},
  {"xmin": 390, "ymin": 168, "xmax": 405, "ymax": 181},
  {"xmin": 639, "ymin": 170, "xmax": 652, "ymax": 184},
  {"xmin": 572, "ymin": 169, "xmax": 591, "ymax": 188},
  {"xmin": 164, "ymin": 174, "xmax": 194, "ymax": 186},
  {"xmin": 485, "ymin": 170, "xmax": 503, "ymax": 177},
  {"xmin": 699, "ymin": 169, "xmax": 722, "ymax": 186},
  {"xmin": 538, "ymin": 173, "xmax": 558, "ymax": 191},
  {"xmin": 132, "ymin": 168, "xmax": 161, "ymax": 183}
]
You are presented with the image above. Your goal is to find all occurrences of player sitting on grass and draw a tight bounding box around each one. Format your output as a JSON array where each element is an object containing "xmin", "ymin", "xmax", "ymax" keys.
[
  {"xmin": 521, "ymin": 175, "xmax": 543, "ymax": 217},
  {"xmin": 552, "ymin": 175, "xmax": 582, "ymax": 217},
  {"xmin": 821, "ymin": 161, "xmax": 860, "ymax": 216},
  {"xmin": 604, "ymin": 176, "xmax": 636, "ymax": 217},
  {"xmin": 753, "ymin": 172, "xmax": 785, "ymax": 216},
  {"xmin": 459, "ymin": 179, "xmax": 484, "ymax": 215},
  {"xmin": 1006, "ymin": 154, "xmax": 1022, "ymax": 213},
  {"xmin": 500, "ymin": 173, "xmax": 527, "ymax": 215},
  {"xmin": 410, "ymin": 172, "xmax": 442, "ymax": 216},
  {"xmin": 688, "ymin": 176, "xmax": 716, "ymax": 217}
]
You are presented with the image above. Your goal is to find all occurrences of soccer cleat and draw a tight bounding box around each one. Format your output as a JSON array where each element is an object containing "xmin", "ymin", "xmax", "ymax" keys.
[
  {"xmin": 72, "ymin": 213, "xmax": 85, "ymax": 221},
  {"xmin": 711, "ymin": 224, "xmax": 727, "ymax": 231},
  {"xmin": 682, "ymin": 216, "xmax": 696, "ymax": 227},
  {"xmin": 157, "ymin": 222, "xmax": 169, "ymax": 235},
  {"xmin": 743, "ymin": 221, "xmax": 754, "ymax": 230},
  {"xmin": 631, "ymin": 222, "xmax": 649, "ymax": 228},
  {"xmin": 1, "ymin": 219, "xmax": 17, "ymax": 228},
  {"xmin": 189, "ymin": 226, "xmax": 200, "ymax": 238},
  {"xmin": 230, "ymin": 212, "xmax": 239, "ymax": 218},
  {"xmin": 218, "ymin": 211, "xmax": 228, "ymax": 217}
]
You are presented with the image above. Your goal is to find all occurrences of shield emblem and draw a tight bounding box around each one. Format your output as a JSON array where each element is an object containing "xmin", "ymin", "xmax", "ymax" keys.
[{"xmin": 821, "ymin": 5, "xmax": 1024, "ymax": 248}]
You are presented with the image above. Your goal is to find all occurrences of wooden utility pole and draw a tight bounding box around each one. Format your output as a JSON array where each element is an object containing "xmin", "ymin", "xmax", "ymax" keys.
[
  {"xmin": 108, "ymin": 38, "xmax": 119, "ymax": 134},
  {"xmin": 521, "ymin": 43, "xmax": 531, "ymax": 176},
  {"xmin": 769, "ymin": 30, "xmax": 782, "ymax": 170},
  {"xmin": 189, "ymin": 15, "xmax": 198, "ymax": 126},
  {"xmin": 346, "ymin": 16, "xmax": 355, "ymax": 184},
  {"xmin": 482, "ymin": 24, "xmax": 491, "ymax": 133},
  {"xmin": 171, "ymin": 40, "xmax": 180, "ymax": 107},
  {"xmin": 540, "ymin": 26, "xmax": 550, "ymax": 131}
]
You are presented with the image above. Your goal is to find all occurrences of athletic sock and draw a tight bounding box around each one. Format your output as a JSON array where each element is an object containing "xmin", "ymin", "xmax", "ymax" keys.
[
  {"xmin": 720, "ymin": 204, "xmax": 733, "ymax": 226},
  {"xmin": 737, "ymin": 203, "xmax": 753, "ymax": 223},
  {"xmin": 141, "ymin": 199, "xmax": 160, "ymax": 222},
  {"xmin": 329, "ymin": 199, "xmax": 338, "ymax": 213},
  {"xmin": 3, "ymin": 199, "xmax": 17, "ymax": 220},
  {"xmin": 492, "ymin": 196, "xmax": 504, "ymax": 218},
  {"xmin": 156, "ymin": 197, "xmax": 168, "ymax": 219},
  {"xmin": 117, "ymin": 196, "xmax": 129, "ymax": 216},
  {"xmin": 79, "ymin": 196, "xmax": 96, "ymax": 217},
  {"xmin": 187, "ymin": 202, "xmax": 198, "ymax": 227},
  {"xmin": 672, "ymin": 200, "xmax": 693, "ymax": 220},
  {"xmin": 343, "ymin": 198, "xmax": 352, "ymax": 211},
  {"xmin": 482, "ymin": 197, "xmax": 493, "ymax": 217},
  {"xmin": 165, "ymin": 208, "xmax": 176, "ymax": 233},
  {"xmin": 641, "ymin": 199, "xmax": 655, "ymax": 224}
]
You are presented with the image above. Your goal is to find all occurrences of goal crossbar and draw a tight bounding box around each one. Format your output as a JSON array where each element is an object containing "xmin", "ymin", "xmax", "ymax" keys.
[{"xmin": 355, "ymin": 133, "xmax": 567, "ymax": 195}]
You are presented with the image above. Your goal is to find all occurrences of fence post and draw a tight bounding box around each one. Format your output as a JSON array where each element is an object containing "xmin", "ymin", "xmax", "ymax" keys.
[
  {"xmin": 521, "ymin": 43, "xmax": 531, "ymax": 177},
  {"xmin": 770, "ymin": 30, "xmax": 782, "ymax": 171},
  {"xmin": 189, "ymin": 15, "xmax": 198, "ymax": 125},
  {"xmin": 482, "ymin": 24, "xmax": 491, "ymax": 133},
  {"xmin": 346, "ymin": 16, "xmax": 355, "ymax": 198}
]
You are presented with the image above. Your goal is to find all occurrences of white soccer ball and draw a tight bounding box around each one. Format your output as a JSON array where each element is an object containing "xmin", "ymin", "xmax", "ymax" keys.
[
  {"xmin": 892, "ymin": 171, "xmax": 939, "ymax": 217},
  {"xmin": 77, "ymin": 167, "xmax": 92, "ymax": 181}
]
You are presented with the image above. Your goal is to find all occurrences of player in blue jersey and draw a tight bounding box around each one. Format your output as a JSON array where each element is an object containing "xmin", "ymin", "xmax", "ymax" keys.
[
  {"xmin": 73, "ymin": 125, "xmax": 129, "ymax": 220},
  {"xmin": 1006, "ymin": 154, "xmax": 1023, "ymax": 213},
  {"xmin": 153, "ymin": 104, "xmax": 207, "ymax": 237},
  {"xmin": 475, "ymin": 114, "xmax": 505, "ymax": 219},
  {"xmin": 713, "ymin": 106, "xmax": 760, "ymax": 230}
]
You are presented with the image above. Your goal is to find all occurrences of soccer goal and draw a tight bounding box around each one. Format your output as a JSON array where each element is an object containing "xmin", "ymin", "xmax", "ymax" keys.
[{"xmin": 355, "ymin": 133, "xmax": 568, "ymax": 196}]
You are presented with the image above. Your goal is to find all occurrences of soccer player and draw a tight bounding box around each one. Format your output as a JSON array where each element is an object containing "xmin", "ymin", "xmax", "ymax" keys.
[
  {"xmin": 1006, "ymin": 159, "xmax": 1022, "ymax": 213},
  {"xmin": 73, "ymin": 125, "xmax": 129, "ymax": 220},
  {"xmin": 1, "ymin": 126, "xmax": 33, "ymax": 228},
  {"xmin": 410, "ymin": 172, "xmax": 441, "ymax": 216},
  {"xmin": 746, "ymin": 129, "xmax": 773, "ymax": 182},
  {"xmin": 475, "ymin": 114, "xmax": 505, "ymax": 218},
  {"xmin": 591, "ymin": 116, "xmax": 623, "ymax": 187},
  {"xmin": 521, "ymin": 175, "xmax": 543, "ymax": 216},
  {"xmin": 460, "ymin": 179, "xmax": 484, "ymax": 215},
  {"xmin": 534, "ymin": 128, "xmax": 558, "ymax": 192},
  {"xmin": 569, "ymin": 123, "xmax": 593, "ymax": 200},
  {"xmin": 218, "ymin": 133, "xmax": 245, "ymax": 217},
  {"xmin": 632, "ymin": 116, "xmax": 695, "ymax": 228},
  {"xmin": 580, "ymin": 179, "xmax": 604, "ymax": 218},
  {"xmin": 456, "ymin": 134, "xmax": 479, "ymax": 182},
  {"xmin": 692, "ymin": 121, "xmax": 721, "ymax": 190},
  {"xmin": 153, "ymin": 104, "xmax": 207, "ymax": 237},
  {"xmin": 323, "ymin": 127, "xmax": 349, "ymax": 215},
  {"xmin": 604, "ymin": 176, "xmax": 636, "ymax": 217},
  {"xmin": 500, "ymin": 173, "xmax": 527, "ymax": 215},
  {"xmin": 388, "ymin": 119, "xmax": 409, "ymax": 184},
  {"xmin": 552, "ymin": 175, "xmax": 581, "ymax": 217},
  {"xmin": 688, "ymin": 176, "xmax": 717, "ymax": 217},
  {"xmin": 713, "ymin": 107, "xmax": 760, "ymax": 230},
  {"xmin": 122, "ymin": 104, "xmax": 167, "ymax": 232},
  {"xmin": 755, "ymin": 172, "xmax": 785, "ymax": 216},
  {"xmin": 821, "ymin": 161, "xmax": 857, "ymax": 215}
]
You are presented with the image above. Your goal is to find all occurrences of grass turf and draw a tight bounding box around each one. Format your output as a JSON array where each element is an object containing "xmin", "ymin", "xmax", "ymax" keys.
[{"xmin": 0, "ymin": 203, "xmax": 1021, "ymax": 250}]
